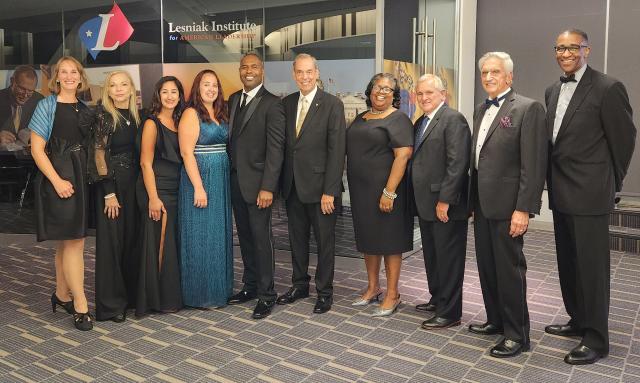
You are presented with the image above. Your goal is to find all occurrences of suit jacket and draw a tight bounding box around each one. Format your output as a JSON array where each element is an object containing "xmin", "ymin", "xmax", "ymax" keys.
[
  {"xmin": 410, "ymin": 105, "xmax": 471, "ymax": 221},
  {"xmin": 228, "ymin": 85, "xmax": 285, "ymax": 203},
  {"xmin": 469, "ymin": 90, "xmax": 547, "ymax": 220},
  {"xmin": 0, "ymin": 87, "xmax": 43, "ymax": 137},
  {"xmin": 545, "ymin": 66, "xmax": 636, "ymax": 215},
  {"xmin": 281, "ymin": 88, "xmax": 346, "ymax": 203}
]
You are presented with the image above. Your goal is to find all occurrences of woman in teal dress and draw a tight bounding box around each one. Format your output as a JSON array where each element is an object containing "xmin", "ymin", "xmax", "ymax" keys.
[{"xmin": 178, "ymin": 69, "xmax": 233, "ymax": 308}]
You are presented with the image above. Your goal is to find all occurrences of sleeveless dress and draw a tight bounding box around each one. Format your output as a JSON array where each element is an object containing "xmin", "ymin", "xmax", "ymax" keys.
[
  {"xmin": 34, "ymin": 102, "xmax": 89, "ymax": 242},
  {"xmin": 178, "ymin": 119, "xmax": 233, "ymax": 307},
  {"xmin": 136, "ymin": 116, "xmax": 183, "ymax": 315}
]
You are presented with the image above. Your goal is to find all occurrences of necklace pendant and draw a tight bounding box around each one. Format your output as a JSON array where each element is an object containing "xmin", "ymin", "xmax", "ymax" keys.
[{"xmin": 126, "ymin": 120, "xmax": 131, "ymax": 126}]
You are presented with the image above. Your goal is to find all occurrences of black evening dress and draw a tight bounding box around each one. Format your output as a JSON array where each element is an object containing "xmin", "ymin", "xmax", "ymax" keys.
[
  {"xmin": 135, "ymin": 116, "xmax": 183, "ymax": 315},
  {"xmin": 35, "ymin": 102, "xmax": 89, "ymax": 242},
  {"xmin": 346, "ymin": 109, "xmax": 415, "ymax": 255},
  {"xmin": 89, "ymin": 107, "xmax": 140, "ymax": 321}
]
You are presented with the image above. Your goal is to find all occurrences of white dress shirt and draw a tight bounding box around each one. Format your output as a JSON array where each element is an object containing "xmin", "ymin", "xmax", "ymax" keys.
[
  {"xmin": 241, "ymin": 83, "xmax": 262, "ymax": 107},
  {"xmin": 552, "ymin": 64, "xmax": 586, "ymax": 144},
  {"xmin": 296, "ymin": 86, "xmax": 318, "ymax": 123},
  {"xmin": 475, "ymin": 87, "xmax": 511, "ymax": 169}
]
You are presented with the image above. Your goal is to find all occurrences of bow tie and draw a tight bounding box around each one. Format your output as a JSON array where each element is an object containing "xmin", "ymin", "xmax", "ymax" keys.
[
  {"xmin": 560, "ymin": 74, "xmax": 576, "ymax": 83},
  {"xmin": 485, "ymin": 94, "xmax": 506, "ymax": 108}
]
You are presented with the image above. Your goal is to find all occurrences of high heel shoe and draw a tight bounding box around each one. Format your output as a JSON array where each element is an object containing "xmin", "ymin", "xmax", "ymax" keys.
[
  {"xmin": 51, "ymin": 292, "xmax": 74, "ymax": 314},
  {"xmin": 371, "ymin": 295, "xmax": 401, "ymax": 317},
  {"xmin": 352, "ymin": 291, "xmax": 383, "ymax": 306},
  {"xmin": 73, "ymin": 312, "xmax": 94, "ymax": 331}
]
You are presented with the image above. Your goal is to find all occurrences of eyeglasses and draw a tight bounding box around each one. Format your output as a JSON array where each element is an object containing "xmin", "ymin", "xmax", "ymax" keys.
[
  {"xmin": 372, "ymin": 85, "xmax": 393, "ymax": 94},
  {"xmin": 554, "ymin": 45, "xmax": 589, "ymax": 54},
  {"xmin": 13, "ymin": 83, "xmax": 35, "ymax": 97}
]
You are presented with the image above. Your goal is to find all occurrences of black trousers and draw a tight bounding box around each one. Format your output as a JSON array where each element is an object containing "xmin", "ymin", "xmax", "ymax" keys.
[
  {"xmin": 474, "ymin": 199, "xmax": 530, "ymax": 344},
  {"xmin": 553, "ymin": 211, "xmax": 610, "ymax": 354},
  {"xmin": 230, "ymin": 171, "xmax": 276, "ymax": 302},
  {"xmin": 94, "ymin": 164, "xmax": 139, "ymax": 320},
  {"xmin": 419, "ymin": 218, "xmax": 468, "ymax": 320},
  {"xmin": 285, "ymin": 183, "xmax": 336, "ymax": 297}
]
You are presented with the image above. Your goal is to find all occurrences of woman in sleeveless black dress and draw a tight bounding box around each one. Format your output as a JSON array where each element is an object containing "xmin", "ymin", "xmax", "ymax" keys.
[
  {"xmin": 135, "ymin": 76, "xmax": 185, "ymax": 316},
  {"xmin": 30, "ymin": 56, "xmax": 93, "ymax": 331}
]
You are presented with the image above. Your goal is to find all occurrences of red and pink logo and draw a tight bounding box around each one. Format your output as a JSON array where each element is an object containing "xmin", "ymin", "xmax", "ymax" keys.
[{"xmin": 79, "ymin": 3, "xmax": 134, "ymax": 60}]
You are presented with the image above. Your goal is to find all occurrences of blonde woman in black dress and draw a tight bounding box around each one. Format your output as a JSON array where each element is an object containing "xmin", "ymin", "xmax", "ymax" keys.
[
  {"xmin": 84, "ymin": 70, "xmax": 141, "ymax": 322},
  {"xmin": 30, "ymin": 56, "xmax": 93, "ymax": 330},
  {"xmin": 346, "ymin": 73, "xmax": 414, "ymax": 317}
]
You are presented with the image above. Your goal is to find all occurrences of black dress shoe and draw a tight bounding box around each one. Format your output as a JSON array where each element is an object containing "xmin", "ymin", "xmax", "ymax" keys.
[
  {"xmin": 73, "ymin": 312, "xmax": 94, "ymax": 331},
  {"xmin": 415, "ymin": 302, "xmax": 436, "ymax": 312},
  {"xmin": 313, "ymin": 296, "xmax": 333, "ymax": 314},
  {"xmin": 276, "ymin": 287, "xmax": 309, "ymax": 305},
  {"xmin": 490, "ymin": 339, "xmax": 530, "ymax": 358},
  {"xmin": 252, "ymin": 300, "xmax": 275, "ymax": 319},
  {"xmin": 564, "ymin": 344, "xmax": 606, "ymax": 365},
  {"xmin": 545, "ymin": 323, "xmax": 583, "ymax": 337},
  {"xmin": 469, "ymin": 322, "xmax": 503, "ymax": 335},
  {"xmin": 421, "ymin": 316, "xmax": 461, "ymax": 330},
  {"xmin": 110, "ymin": 312, "xmax": 126, "ymax": 323},
  {"xmin": 228, "ymin": 290, "xmax": 257, "ymax": 305}
]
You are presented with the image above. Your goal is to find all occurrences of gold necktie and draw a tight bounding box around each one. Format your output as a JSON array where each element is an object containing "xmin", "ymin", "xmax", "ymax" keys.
[
  {"xmin": 13, "ymin": 105, "xmax": 22, "ymax": 133},
  {"xmin": 296, "ymin": 97, "xmax": 308, "ymax": 137}
]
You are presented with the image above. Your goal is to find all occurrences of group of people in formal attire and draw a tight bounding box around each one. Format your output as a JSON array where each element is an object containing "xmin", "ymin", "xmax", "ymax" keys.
[{"xmin": 30, "ymin": 28, "xmax": 635, "ymax": 366}]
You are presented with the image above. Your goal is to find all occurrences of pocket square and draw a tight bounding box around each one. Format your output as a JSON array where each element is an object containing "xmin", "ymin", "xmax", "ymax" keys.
[{"xmin": 499, "ymin": 116, "xmax": 512, "ymax": 128}]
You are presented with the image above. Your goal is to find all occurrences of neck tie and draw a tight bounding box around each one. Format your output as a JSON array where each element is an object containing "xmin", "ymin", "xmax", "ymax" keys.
[
  {"xmin": 415, "ymin": 116, "xmax": 429, "ymax": 144},
  {"xmin": 560, "ymin": 74, "xmax": 576, "ymax": 83},
  {"xmin": 240, "ymin": 93, "xmax": 248, "ymax": 109},
  {"xmin": 13, "ymin": 105, "xmax": 22, "ymax": 133},
  {"xmin": 296, "ymin": 97, "xmax": 308, "ymax": 137},
  {"xmin": 485, "ymin": 94, "xmax": 506, "ymax": 108}
]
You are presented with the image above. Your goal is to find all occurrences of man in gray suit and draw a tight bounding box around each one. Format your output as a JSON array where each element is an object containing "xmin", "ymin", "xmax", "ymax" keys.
[
  {"xmin": 277, "ymin": 53, "xmax": 346, "ymax": 314},
  {"xmin": 226, "ymin": 52, "xmax": 285, "ymax": 319},
  {"xmin": 468, "ymin": 52, "xmax": 547, "ymax": 358},
  {"xmin": 410, "ymin": 74, "xmax": 470, "ymax": 329},
  {"xmin": 545, "ymin": 29, "xmax": 636, "ymax": 365}
]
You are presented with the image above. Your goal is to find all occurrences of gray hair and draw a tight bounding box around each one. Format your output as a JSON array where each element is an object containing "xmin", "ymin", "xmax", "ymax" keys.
[
  {"xmin": 478, "ymin": 51, "xmax": 514, "ymax": 73},
  {"xmin": 417, "ymin": 74, "xmax": 445, "ymax": 91},
  {"xmin": 293, "ymin": 53, "xmax": 319, "ymax": 70}
]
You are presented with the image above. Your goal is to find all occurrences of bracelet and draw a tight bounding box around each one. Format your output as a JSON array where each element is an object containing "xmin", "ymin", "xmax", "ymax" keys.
[
  {"xmin": 382, "ymin": 188, "xmax": 397, "ymax": 200},
  {"xmin": 104, "ymin": 193, "xmax": 116, "ymax": 199}
]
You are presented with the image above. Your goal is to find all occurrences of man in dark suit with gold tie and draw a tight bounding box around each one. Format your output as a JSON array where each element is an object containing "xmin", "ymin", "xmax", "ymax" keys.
[
  {"xmin": 545, "ymin": 29, "xmax": 636, "ymax": 365},
  {"xmin": 0, "ymin": 65, "xmax": 43, "ymax": 146},
  {"xmin": 277, "ymin": 53, "xmax": 346, "ymax": 314},
  {"xmin": 468, "ymin": 52, "xmax": 547, "ymax": 358},
  {"xmin": 226, "ymin": 52, "xmax": 285, "ymax": 319}
]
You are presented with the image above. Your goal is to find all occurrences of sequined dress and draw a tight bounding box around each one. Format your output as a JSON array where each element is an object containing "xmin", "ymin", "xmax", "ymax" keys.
[{"xmin": 178, "ymin": 118, "xmax": 233, "ymax": 307}]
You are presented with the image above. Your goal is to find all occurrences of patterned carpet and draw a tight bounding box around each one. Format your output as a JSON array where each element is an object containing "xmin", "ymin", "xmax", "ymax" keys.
[{"xmin": 0, "ymin": 227, "xmax": 639, "ymax": 383}]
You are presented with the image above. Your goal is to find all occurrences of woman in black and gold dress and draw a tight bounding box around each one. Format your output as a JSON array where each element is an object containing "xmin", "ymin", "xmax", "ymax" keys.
[
  {"xmin": 135, "ymin": 76, "xmax": 185, "ymax": 316},
  {"xmin": 84, "ymin": 70, "xmax": 142, "ymax": 323}
]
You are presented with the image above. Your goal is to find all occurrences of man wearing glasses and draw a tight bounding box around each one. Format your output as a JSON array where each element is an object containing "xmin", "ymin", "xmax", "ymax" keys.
[
  {"xmin": 0, "ymin": 65, "xmax": 43, "ymax": 148},
  {"xmin": 545, "ymin": 29, "xmax": 636, "ymax": 365}
]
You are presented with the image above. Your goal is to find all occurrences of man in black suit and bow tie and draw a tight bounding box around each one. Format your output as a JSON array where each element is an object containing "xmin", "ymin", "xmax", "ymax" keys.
[
  {"xmin": 410, "ymin": 74, "xmax": 470, "ymax": 329},
  {"xmin": 226, "ymin": 52, "xmax": 285, "ymax": 319},
  {"xmin": 468, "ymin": 52, "xmax": 547, "ymax": 358},
  {"xmin": 276, "ymin": 53, "xmax": 346, "ymax": 314},
  {"xmin": 544, "ymin": 29, "xmax": 636, "ymax": 365}
]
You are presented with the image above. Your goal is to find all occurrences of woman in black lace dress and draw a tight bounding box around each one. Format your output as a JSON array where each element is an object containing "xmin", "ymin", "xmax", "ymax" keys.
[{"xmin": 84, "ymin": 70, "xmax": 142, "ymax": 323}]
